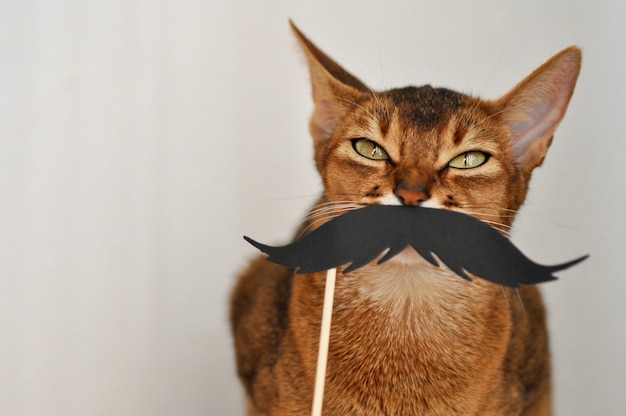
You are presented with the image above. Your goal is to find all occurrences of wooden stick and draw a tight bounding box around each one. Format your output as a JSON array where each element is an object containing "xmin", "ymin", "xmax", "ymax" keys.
[{"xmin": 311, "ymin": 267, "xmax": 337, "ymax": 416}]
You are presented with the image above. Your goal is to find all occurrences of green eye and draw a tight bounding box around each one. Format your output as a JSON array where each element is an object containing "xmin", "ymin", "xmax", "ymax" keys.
[
  {"xmin": 448, "ymin": 151, "xmax": 488, "ymax": 169},
  {"xmin": 352, "ymin": 139, "xmax": 389, "ymax": 161}
]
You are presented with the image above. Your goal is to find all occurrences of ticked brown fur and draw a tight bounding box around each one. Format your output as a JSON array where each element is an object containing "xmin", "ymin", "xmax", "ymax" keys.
[{"xmin": 231, "ymin": 23, "xmax": 581, "ymax": 415}]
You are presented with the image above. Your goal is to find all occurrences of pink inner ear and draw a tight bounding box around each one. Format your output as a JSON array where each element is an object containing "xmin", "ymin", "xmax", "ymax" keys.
[
  {"xmin": 310, "ymin": 98, "xmax": 339, "ymax": 141},
  {"xmin": 511, "ymin": 101, "xmax": 564, "ymax": 165},
  {"xmin": 504, "ymin": 47, "xmax": 581, "ymax": 168}
]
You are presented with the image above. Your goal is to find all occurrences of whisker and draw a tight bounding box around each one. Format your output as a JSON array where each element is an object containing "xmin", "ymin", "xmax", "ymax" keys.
[
  {"xmin": 298, "ymin": 201, "xmax": 364, "ymax": 239},
  {"xmin": 320, "ymin": 192, "xmax": 365, "ymax": 199},
  {"xmin": 308, "ymin": 199, "xmax": 363, "ymax": 210},
  {"xmin": 457, "ymin": 204, "xmax": 519, "ymax": 214},
  {"xmin": 478, "ymin": 108, "xmax": 508, "ymax": 124},
  {"xmin": 477, "ymin": 220, "xmax": 512, "ymax": 239},
  {"xmin": 460, "ymin": 210, "xmax": 518, "ymax": 219},
  {"xmin": 332, "ymin": 95, "xmax": 377, "ymax": 121},
  {"xmin": 306, "ymin": 201, "xmax": 355, "ymax": 212},
  {"xmin": 473, "ymin": 218, "xmax": 513, "ymax": 229},
  {"xmin": 305, "ymin": 203, "xmax": 361, "ymax": 222},
  {"xmin": 297, "ymin": 214, "xmax": 342, "ymax": 239},
  {"xmin": 500, "ymin": 286, "xmax": 511, "ymax": 308},
  {"xmin": 369, "ymin": 88, "xmax": 382, "ymax": 106},
  {"xmin": 515, "ymin": 288, "xmax": 527, "ymax": 315},
  {"xmin": 497, "ymin": 208, "xmax": 519, "ymax": 214}
]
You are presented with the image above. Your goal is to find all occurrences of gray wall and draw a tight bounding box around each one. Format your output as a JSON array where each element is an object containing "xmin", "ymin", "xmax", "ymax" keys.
[{"xmin": 1, "ymin": 1, "xmax": 623, "ymax": 414}]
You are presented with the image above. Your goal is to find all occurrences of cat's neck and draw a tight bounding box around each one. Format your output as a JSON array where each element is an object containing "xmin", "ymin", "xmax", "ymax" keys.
[{"xmin": 333, "ymin": 257, "xmax": 492, "ymax": 324}]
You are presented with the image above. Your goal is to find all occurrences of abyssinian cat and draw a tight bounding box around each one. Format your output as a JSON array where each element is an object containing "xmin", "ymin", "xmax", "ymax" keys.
[{"xmin": 231, "ymin": 22, "xmax": 581, "ymax": 415}]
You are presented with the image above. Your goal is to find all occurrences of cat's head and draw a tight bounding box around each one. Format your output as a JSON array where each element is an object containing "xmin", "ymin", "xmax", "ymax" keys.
[{"xmin": 292, "ymin": 23, "xmax": 581, "ymax": 232}]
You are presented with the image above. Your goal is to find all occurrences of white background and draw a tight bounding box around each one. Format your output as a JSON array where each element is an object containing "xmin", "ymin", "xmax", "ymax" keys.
[{"xmin": 1, "ymin": 1, "xmax": 624, "ymax": 415}]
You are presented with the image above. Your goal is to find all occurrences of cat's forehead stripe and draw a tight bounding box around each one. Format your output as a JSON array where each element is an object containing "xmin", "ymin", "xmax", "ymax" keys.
[
  {"xmin": 387, "ymin": 85, "xmax": 466, "ymax": 131},
  {"xmin": 453, "ymin": 124, "xmax": 468, "ymax": 145},
  {"xmin": 375, "ymin": 105, "xmax": 391, "ymax": 137}
]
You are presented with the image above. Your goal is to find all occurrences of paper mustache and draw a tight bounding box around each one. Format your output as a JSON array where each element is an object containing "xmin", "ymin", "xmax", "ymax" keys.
[{"xmin": 244, "ymin": 205, "xmax": 587, "ymax": 287}]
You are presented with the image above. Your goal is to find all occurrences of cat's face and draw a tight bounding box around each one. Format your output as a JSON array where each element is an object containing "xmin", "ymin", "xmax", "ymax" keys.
[
  {"xmin": 292, "ymin": 23, "xmax": 580, "ymax": 236},
  {"xmin": 319, "ymin": 86, "xmax": 523, "ymax": 231}
]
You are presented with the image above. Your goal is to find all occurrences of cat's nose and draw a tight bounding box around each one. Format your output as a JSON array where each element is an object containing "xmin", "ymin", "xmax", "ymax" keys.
[{"xmin": 395, "ymin": 186, "xmax": 429, "ymax": 206}]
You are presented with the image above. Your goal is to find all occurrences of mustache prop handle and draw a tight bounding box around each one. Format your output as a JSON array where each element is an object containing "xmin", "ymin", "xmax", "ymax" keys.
[{"xmin": 312, "ymin": 267, "xmax": 337, "ymax": 416}]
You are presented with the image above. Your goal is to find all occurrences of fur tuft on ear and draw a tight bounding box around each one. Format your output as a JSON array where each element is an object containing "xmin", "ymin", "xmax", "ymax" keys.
[
  {"xmin": 498, "ymin": 47, "xmax": 582, "ymax": 171},
  {"xmin": 290, "ymin": 21, "xmax": 369, "ymax": 144}
]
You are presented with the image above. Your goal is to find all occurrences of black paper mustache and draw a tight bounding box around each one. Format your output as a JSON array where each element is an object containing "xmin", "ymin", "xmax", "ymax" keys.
[{"xmin": 245, "ymin": 205, "xmax": 587, "ymax": 287}]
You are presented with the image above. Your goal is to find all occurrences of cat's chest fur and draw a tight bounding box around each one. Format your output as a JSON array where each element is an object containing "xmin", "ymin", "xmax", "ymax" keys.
[{"xmin": 289, "ymin": 260, "xmax": 515, "ymax": 414}]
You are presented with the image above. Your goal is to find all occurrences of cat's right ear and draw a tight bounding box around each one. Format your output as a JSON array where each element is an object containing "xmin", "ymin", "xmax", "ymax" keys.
[{"xmin": 290, "ymin": 21, "xmax": 370, "ymax": 143}]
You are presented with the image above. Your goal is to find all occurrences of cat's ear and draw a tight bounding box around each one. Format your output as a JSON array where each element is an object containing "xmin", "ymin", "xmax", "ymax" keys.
[
  {"xmin": 290, "ymin": 21, "xmax": 370, "ymax": 143},
  {"xmin": 497, "ymin": 47, "xmax": 582, "ymax": 171}
]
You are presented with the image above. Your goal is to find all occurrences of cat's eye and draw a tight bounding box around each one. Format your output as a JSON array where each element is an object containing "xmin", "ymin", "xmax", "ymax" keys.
[
  {"xmin": 448, "ymin": 151, "xmax": 488, "ymax": 169},
  {"xmin": 352, "ymin": 139, "xmax": 389, "ymax": 161}
]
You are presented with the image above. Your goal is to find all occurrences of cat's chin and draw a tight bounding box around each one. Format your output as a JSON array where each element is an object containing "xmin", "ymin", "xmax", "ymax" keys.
[
  {"xmin": 383, "ymin": 247, "xmax": 427, "ymax": 267},
  {"xmin": 355, "ymin": 247, "xmax": 465, "ymax": 314}
]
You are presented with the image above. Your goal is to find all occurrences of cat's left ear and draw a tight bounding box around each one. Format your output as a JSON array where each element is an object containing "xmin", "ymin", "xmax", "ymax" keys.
[{"xmin": 498, "ymin": 47, "xmax": 582, "ymax": 171}]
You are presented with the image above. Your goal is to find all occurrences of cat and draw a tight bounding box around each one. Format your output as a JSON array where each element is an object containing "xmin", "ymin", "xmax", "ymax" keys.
[{"xmin": 231, "ymin": 22, "xmax": 581, "ymax": 415}]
